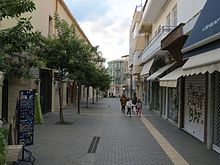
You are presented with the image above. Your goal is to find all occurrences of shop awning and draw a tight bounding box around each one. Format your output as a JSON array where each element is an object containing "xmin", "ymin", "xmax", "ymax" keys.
[
  {"xmin": 182, "ymin": 48, "xmax": 220, "ymax": 76},
  {"xmin": 140, "ymin": 58, "xmax": 154, "ymax": 77},
  {"xmin": 147, "ymin": 62, "xmax": 175, "ymax": 81},
  {"xmin": 159, "ymin": 68, "xmax": 183, "ymax": 87}
]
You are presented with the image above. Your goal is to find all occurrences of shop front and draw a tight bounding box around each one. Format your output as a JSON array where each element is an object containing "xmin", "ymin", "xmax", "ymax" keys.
[
  {"xmin": 159, "ymin": 67, "xmax": 183, "ymax": 125},
  {"xmin": 183, "ymin": 74, "xmax": 206, "ymax": 142},
  {"xmin": 147, "ymin": 62, "xmax": 175, "ymax": 113},
  {"xmin": 140, "ymin": 58, "xmax": 155, "ymax": 107},
  {"xmin": 167, "ymin": 87, "xmax": 179, "ymax": 123},
  {"xmin": 181, "ymin": 0, "xmax": 220, "ymax": 152}
]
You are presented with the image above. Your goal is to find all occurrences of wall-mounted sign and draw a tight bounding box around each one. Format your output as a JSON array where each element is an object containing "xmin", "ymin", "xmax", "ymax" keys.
[
  {"xmin": 54, "ymin": 72, "xmax": 62, "ymax": 81},
  {"xmin": 29, "ymin": 67, "xmax": 39, "ymax": 79},
  {"xmin": 183, "ymin": 0, "xmax": 220, "ymax": 58}
]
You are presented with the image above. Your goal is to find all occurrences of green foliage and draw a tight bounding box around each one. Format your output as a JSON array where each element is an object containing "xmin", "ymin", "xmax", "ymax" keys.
[
  {"xmin": 0, "ymin": 0, "xmax": 43, "ymax": 77},
  {"xmin": 36, "ymin": 14, "xmax": 109, "ymax": 92},
  {"xmin": 0, "ymin": 127, "xmax": 8, "ymax": 164},
  {"xmin": 0, "ymin": 0, "xmax": 35, "ymax": 19},
  {"xmin": 36, "ymin": 15, "xmax": 103, "ymax": 82},
  {"xmin": 95, "ymin": 68, "xmax": 111, "ymax": 91}
]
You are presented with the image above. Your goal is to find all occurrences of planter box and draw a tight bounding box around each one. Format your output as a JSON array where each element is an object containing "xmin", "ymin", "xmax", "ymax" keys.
[{"xmin": 6, "ymin": 145, "xmax": 23, "ymax": 163}]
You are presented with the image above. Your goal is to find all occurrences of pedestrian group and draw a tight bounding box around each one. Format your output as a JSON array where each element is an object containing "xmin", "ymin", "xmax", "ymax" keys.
[{"xmin": 120, "ymin": 93, "xmax": 142, "ymax": 117}]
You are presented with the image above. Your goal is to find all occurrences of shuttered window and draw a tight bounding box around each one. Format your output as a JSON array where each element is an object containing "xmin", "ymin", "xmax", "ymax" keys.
[
  {"xmin": 184, "ymin": 74, "xmax": 206, "ymax": 142},
  {"xmin": 213, "ymin": 71, "xmax": 220, "ymax": 151}
]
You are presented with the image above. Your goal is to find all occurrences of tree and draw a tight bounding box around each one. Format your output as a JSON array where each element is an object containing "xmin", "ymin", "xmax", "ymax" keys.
[
  {"xmin": 0, "ymin": 0, "xmax": 43, "ymax": 76},
  {"xmin": 68, "ymin": 47, "xmax": 105, "ymax": 109},
  {"xmin": 36, "ymin": 15, "xmax": 102, "ymax": 122},
  {"xmin": 87, "ymin": 66, "xmax": 111, "ymax": 103}
]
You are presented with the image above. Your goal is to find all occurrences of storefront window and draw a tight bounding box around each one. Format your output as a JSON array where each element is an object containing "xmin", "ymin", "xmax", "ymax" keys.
[{"xmin": 168, "ymin": 88, "xmax": 178, "ymax": 123}]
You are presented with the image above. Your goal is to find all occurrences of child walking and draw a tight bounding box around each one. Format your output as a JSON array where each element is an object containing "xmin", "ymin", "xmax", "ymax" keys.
[
  {"xmin": 126, "ymin": 98, "xmax": 132, "ymax": 117},
  {"xmin": 136, "ymin": 99, "xmax": 142, "ymax": 117}
]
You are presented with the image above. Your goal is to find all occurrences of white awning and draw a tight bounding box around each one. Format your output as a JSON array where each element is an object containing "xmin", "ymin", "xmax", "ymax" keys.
[
  {"xmin": 140, "ymin": 58, "xmax": 154, "ymax": 77},
  {"xmin": 147, "ymin": 62, "xmax": 175, "ymax": 81},
  {"xmin": 182, "ymin": 48, "xmax": 220, "ymax": 76},
  {"xmin": 159, "ymin": 68, "xmax": 183, "ymax": 87}
]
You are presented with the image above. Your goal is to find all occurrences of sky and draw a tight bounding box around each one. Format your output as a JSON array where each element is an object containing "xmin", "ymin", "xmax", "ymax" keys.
[{"xmin": 64, "ymin": 0, "xmax": 143, "ymax": 63}]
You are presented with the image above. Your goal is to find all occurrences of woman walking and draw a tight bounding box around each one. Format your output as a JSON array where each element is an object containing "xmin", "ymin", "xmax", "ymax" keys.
[
  {"xmin": 136, "ymin": 99, "xmax": 142, "ymax": 117},
  {"xmin": 120, "ymin": 94, "xmax": 127, "ymax": 112}
]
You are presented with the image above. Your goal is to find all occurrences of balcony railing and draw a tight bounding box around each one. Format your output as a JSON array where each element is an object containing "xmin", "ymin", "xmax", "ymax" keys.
[{"xmin": 138, "ymin": 26, "xmax": 176, "ymax": 61}]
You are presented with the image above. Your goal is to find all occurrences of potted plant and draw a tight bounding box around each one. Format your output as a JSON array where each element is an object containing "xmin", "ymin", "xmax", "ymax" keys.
[{"xmin": 0, "ymin": 120, "xmax": 8, "ymax": 165}]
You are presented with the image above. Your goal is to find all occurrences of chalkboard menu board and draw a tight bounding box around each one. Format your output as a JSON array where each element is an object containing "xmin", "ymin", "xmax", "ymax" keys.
[{"xmin": 18, "ymin": 90, "xmax": 35, "ymax": 146}]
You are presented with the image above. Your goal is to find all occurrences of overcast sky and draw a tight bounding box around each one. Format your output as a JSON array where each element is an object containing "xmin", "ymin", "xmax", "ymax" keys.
[{"xmin": 64, "ymin": 0, "xmax": 142, "ymax": 63}]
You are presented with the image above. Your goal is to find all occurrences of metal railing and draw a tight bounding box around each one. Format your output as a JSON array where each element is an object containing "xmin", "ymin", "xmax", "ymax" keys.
[{"xmin": 138, "ymin": 26, "xmax": 176, "ymax": 60}]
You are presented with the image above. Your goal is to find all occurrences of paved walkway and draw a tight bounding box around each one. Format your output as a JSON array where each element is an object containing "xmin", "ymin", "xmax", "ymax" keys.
[{"xmin": 24, "ymin": 98, "xmax": 220, "ymax": 165}]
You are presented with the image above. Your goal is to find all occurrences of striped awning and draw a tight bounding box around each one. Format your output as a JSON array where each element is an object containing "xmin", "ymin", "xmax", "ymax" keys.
[
  {"xmin": 182, "ymin": 48, "xmax": 220, "ymax": 76},
  {"xmin": 147, "ymin": 62, "xmax": 175, "ymax": 81},
  {"xmin": 159, "ymin": 68, "xmax": 183, "ymax": 87},
  {"xmin": 140, "ymin": 58, "xmax": 154, "ymax": 77}
]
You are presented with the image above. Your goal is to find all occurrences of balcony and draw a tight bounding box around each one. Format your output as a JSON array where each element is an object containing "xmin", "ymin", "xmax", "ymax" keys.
[
  {"xmin": 138, "ymin": 0, "xmax": 168, "ymax": 33},
  {"xmin": 132, "ymin": 35, "xmax": 146, "ymax": 54},
  {"xmin": 132, "ymin": 51, "xmax": 142, "ymax": 75},
  {"xmin": 130, "ymin": 6, "xmax": 142, "ymax": 33},
  {"xmin": 142, "ymin": 0, "xmax": 168, "ymax": 23},
  {"xmin": 141, "ymin": 26, "xmax": 175, "ymax": 63},
  {"xmin": 139, "ymin": 21, "xmax": 152, "ymax": 33},
  {"xmin": 132, "ymin": 64, "xmax": 143, "ymax": 76}
]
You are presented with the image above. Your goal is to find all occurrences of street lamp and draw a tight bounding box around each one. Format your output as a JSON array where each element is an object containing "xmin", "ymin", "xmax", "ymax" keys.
[{"xmin": 122, "ymin": 87, "xmax": 125, "ymax": 94}]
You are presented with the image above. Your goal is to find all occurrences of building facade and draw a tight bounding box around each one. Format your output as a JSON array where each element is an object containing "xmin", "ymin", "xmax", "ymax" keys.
[
  {"xmin": 128, "ymin": 0, "xmax": 220, "ymax": 154},
  {"xmin": 108, "ymin": 59, "xmax": 127, "ymax": 97},
  {"xmin": 0, "ymin": 0, "xmax": 93, "ymax": 123},
  {"xmin": 180, "ymin": 0, "xmax": 220, "ymax": 153}
]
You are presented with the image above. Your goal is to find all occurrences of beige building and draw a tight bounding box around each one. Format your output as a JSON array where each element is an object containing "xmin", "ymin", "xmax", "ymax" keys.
[
  {"xmin": 129, "ymin": 0, "xmax": 220, "ymax": 154},
  {"xmin": 0, "ymin": 0, "xmax": 94, "ymax": 123},
  {"xmin": 129, "ymin": 0, "xmax": 206, "ymax": 107},
  {"xmin": 108, "ymin": 59, "xmax": 127, "ymax": 97}
]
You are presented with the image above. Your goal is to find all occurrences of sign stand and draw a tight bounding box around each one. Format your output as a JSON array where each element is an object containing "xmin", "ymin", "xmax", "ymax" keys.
[
  {"xmin": 17, "ymin": 146, "xmax": 35, "ymax": 164},
  {"xmin": 16, "ymin": 90, "xmax": 36, "ymax": 164}
]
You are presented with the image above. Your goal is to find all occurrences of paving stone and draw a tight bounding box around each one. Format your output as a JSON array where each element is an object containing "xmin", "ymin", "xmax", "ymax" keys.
[{"xmin": 23, "ymin": 98, "xmax": 220, "ymax": 165}]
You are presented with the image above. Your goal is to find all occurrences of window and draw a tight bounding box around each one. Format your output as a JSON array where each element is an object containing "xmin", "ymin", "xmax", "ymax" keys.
[
  {"xmin": 172, "ymin": 5, "xmax": 177, "ymax": 26},
  {"xmin": 166, "ymin": 13, "xmax": 171, "ymax": 27},
  {"xmin": 48, "ymin": 16, "xmax": 53, "ymax": 36}
]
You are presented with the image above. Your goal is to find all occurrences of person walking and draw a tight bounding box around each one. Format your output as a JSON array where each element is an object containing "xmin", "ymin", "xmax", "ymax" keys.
[
  {"xmin": 136, "ymin": 99, "xmax": 142, "ymax": 117},
  {"xmin": 126, "ymin": 98, "xmax": 132, "ymax": 117},
  {"xmin": 120, "ymin": 94, "xmax": 127, "ymax": 112},
  {"xmin": 131, "ymin": 92, "xmax": 137, "ymax": 112}
]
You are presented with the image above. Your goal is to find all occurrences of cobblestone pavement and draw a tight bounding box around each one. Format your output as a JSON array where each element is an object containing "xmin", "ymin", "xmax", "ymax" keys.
[{"xmin": 23, "ymin": 98, "xmax": 220, "ymax": 165}]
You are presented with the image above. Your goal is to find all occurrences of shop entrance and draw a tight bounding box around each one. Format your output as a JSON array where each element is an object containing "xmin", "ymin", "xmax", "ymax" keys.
[
  {"xmin": 1, "ymin": 78, "xmax": 8, "ymax": 123},
  {"xmin": 40, "ymin": 69, "xmax": 52, "ymax": 114}
]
